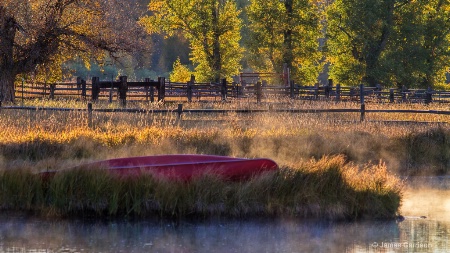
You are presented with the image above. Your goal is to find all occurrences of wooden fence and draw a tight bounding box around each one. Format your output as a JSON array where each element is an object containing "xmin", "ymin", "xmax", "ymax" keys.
[
  {"xmin": 1, "ymin": 103, "xmax": 449, "ymax": 127},
  {"xmin": 14, "ymin": 76, "xmax": 450, "ymax": 104}
]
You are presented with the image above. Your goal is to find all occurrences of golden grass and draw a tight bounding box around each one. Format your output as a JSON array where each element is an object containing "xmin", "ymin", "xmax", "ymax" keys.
[
  {"xmin": 0, "ymin": 155, "xmax": 403, "ymax": 219},
  {"xmin": 0, "ymin": 100, "xmax": 449, "ymax": 175},
  {"xmin": 3, "ymin": 99, "xmax": 433, "ymax": 219}
]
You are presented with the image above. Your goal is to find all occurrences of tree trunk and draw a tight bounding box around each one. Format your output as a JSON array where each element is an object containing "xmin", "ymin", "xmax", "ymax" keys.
[
  {"xmin": 363, "ymin": 2, "xmax": 395, "ymax": 87},
  {"xmin": 282, "ymin": 0, "xmax": 294, "ymax": 72},
  {"xmin": 212, "ymin": 4, "xmax": 221, "ymax": 83},
  {"xmin": 0, "ymin": 71, "xmax": 16, "ymax": 103},
  {"xmin": 0, "ymin": 7, "xmax": 17, "ymax": 103}
]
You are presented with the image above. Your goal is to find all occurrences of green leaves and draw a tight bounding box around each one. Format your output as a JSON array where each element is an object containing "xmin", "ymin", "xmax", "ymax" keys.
[
  {"xmin": 327, "ymin": 0, "xmax": 450, "ymax": 88},
  {"xmin": 246, "ymin": 0, "xmax": 322, "ymax": 85},
  {"xmin": 141, "ymin": 0, "xmax": 243, "ymax": 82}
]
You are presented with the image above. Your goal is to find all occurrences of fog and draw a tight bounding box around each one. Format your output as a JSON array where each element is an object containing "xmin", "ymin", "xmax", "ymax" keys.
[{"xmin": 401, "ymin": 177, "xmax": 450, "ymax": 221}]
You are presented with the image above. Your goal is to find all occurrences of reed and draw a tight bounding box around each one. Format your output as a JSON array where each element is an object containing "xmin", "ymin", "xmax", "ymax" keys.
[{"xmin": 0, "ymin": 156, "xmax": 402, "ymax": 219}]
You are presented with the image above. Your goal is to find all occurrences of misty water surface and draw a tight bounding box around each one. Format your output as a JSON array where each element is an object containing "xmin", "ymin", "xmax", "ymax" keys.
[{"xmin": 0, "ymin": 177, "xmax": 448, "ymax": 253}]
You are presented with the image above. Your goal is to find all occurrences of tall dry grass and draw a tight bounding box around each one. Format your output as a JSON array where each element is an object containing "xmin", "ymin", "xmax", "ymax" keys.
[
  {"xmin": 2, "ymin": 99, "xmax": 429, "ymax": 218},
  {"xmin": 0, "ymin": 100, "xmax": 448, "ymax": 175},
  {"xmin": 0, "ymin": 156, "xmax": 402, "ymax": 219}
]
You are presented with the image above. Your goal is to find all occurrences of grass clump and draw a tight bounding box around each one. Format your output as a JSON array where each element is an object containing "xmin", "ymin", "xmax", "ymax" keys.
[
  {"xmin": 0, "ymin": 156, "xmax": 402, "ymax": 220},
  {"xmin": 0, "ymin": 169, "xmax": 45, "ymax": 210}
]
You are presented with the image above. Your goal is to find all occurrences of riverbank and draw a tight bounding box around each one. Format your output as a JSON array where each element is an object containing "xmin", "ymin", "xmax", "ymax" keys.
[{"xmin": 0, "ymin": 155, "xmax": 402, "ymax": 219}]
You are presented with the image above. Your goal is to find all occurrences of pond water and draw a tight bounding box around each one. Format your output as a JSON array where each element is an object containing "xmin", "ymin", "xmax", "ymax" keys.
[{"xmin": 0, "ymin": 177, "xmax": 449, "ymax": 253}]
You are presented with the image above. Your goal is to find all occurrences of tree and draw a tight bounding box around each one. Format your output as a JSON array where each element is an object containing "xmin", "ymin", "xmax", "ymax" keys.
[
  {"xmin": 326, "ymin": 0, "xmax": 400, "ymax": 87},
  {"xmin": 326, "ymin": 0, "xmax": 450, "ymax": 88},
  {"xmin": 0, "ymin": 0, "xmax": 144, "ymax": 103},
  {"xmin": 246, "ymin": 0, "xmax": 322, "ymax": 85},
  {"xmin": 140, "ymin": 0, "xmax": 243, "ymax": 83},
  {"xmin": 384, "ymin": 0, "xmax": 450, "ymax": 88},
  {"xmin": 169, "ymin": 57, "xmax": 192, "ymax": 82}
]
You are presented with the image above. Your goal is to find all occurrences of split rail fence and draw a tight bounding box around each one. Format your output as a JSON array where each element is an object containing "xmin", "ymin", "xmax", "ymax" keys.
[{"xmin": 14, "ymin": 76, "xmax": 450, "ymax": 105}]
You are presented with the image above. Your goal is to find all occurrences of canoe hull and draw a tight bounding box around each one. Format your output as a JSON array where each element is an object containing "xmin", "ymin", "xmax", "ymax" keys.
[{"xmin": 43, "ymin": 155, "xmax": 278, "ymax": 181}]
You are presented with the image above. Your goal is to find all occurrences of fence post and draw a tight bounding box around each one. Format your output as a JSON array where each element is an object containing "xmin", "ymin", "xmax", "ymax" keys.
[
  {"xmin": 108, "ymin": 85, "xmax": 113, "ymax": 104},
  {"xmin": 158, "ymin": 77, "xmax": 165, "ymax": 102},
  {"xmin": 221, "ymin": 78, "xmax": 227, "ymax": 101},
  {"xmin": 76, "ymin": 77, "xmax": 81, "ymax": 89},
  {"xmin": 49, "ymin": 84, "xmax": 56, "ymax": 100},
  {"xmin": 360, "ymin": 103, "xmax": 366, "ymax": 122},
  {"xmin": 360, "ymin": 84, "xmax": 365, "ymax": 122},
  {"xmin": 401, "ymin": 85, "xmax": 407, "ymax": 102},
  {"xmin": 290, "ymin": 80, "xmax": 295, "ymax": 99},
  {"xmin": 91, "ymin": 77, "xmax": 100, "ymax": 101},
  {"xmin": 75, "ymin": 77, "xmax": 80, "ymax": 101},
  {"xmin": 21, "ymin": 77, "xmax": 24, "ymax": 104},
  {"xmin": 239, "ymin": 80, "xmax": 246, "ymax": 98},
  {"xmin": 177, "ymin": 103, "xmax": 183, "ymax": 120},
  {"xmin": 187, "ymin": 75, "xmax": 195, "ymax": 102},
  {"xmin": 375, "ymin": 83, "xmax": 382, "ymax": 100},
  {"xmin": 256, "ymin": 81, "xmax": 262, "ymax": 103},
  {"xmin": 144, "ymin": 78, "xmax": 150, "ymax": 102},
  {"xmin": 336, "ymin": 84, "xmax": 341, "ymax": 101},
  {"xmin": 389, "ymin": 88, "xmax": 394, "ymax": 103},
  {"xmin": 150, "ymin": 85, "xmax": 155, "ymax": 102},
  {"xmin": 314, "ymin": 83, "xmax": 319, "ymax": 100},
  {"xmin": 359, "ymin": 84, "xmax": 365, "ymax": 104},
  {"xmin": 87, "ymin": 102, "xmax": 93, "ymax": 127},
  {"xmin": 350, "ymin": 87, "xmax": 355, "ymax": 101},
  {"xmin": 425, "ymin": 86, "xmax": 432, "ymax": 104},
  {"xmin": 325, "ymin": 79, "xmax": 333, "ymax": 98},
  {"xmin": 118, "ymin": 76, "xmax": 127, "ymax": 107},
  {"xmin": 81, "ymin": 79, "xmax": 86, "ymax": 100},
  {"xmin": 187, "ymin": 81, "xmax": 193, "ymax": 102}
]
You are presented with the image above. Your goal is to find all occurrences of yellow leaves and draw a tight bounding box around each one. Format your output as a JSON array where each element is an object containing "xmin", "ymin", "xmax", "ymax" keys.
[
  {"xmin": 148, "ymin": 0, "xmax": 165, "ymax": 11},
  {"xmin": 170, "ymin": 58, "xmax": 192, "ymax": 82}
]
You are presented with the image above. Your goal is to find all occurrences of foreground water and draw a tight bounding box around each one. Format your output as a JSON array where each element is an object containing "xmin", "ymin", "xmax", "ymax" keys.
[{"xmin": 0, "ymin": 177, "xmax": 449, "ymax": 253}]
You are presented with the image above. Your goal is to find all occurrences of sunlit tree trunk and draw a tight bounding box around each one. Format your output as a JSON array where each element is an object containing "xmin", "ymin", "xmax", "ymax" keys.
[
  {"xmin": 211, "ymin": 3, "xmax": 222, "ymax": 83},
  {"xmin": 282, "ymin": 0, "xmax": 293, "ymax": 72}
]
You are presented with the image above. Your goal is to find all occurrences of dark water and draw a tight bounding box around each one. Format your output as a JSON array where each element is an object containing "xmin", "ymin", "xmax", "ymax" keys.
[{"xmin": 0, "ymin": 177, "xmax": 449, "ymax": 253}]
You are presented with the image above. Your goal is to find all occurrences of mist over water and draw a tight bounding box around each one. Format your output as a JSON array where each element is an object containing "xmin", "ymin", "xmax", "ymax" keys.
[
  {"xmin": 401, "ymin": 176, "xmax": 450, "ymax": 221},
  {"xmin": 0, "ymin": 177, "xmax": 449, "ymax": 253}
]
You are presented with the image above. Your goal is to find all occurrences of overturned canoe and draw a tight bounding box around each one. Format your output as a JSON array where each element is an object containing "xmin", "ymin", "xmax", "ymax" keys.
[{"xmin": 42, "ymin": 155, "xmax": 278, "ymax": 181}]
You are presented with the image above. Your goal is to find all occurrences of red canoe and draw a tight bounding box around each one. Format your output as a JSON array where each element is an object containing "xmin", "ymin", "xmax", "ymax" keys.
[{"xmin": 43, "ymin": 155, "xmax": 279, "ymax": 181}]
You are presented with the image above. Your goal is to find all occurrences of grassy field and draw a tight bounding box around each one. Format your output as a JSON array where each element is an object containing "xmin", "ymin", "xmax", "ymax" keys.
[
  {"xmin": 1, "ymin": 99, "xmax": 448, "ymax": 175},
  {"xmin": 0, "ymin": 99, "xmax": 447, "ymax": 219}
]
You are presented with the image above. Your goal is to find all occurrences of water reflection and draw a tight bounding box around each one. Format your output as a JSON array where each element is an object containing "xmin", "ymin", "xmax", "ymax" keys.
[
  {"xmin": 0, "ymin": 177, "xmax": 449, "ymax": 253},
  {"xmin": 0, "ymin": 215, "xmax": 448, "ymax": 253}
]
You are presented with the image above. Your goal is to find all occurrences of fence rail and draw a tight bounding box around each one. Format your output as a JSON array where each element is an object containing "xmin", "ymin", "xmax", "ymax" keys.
[
  {"xmin": 1, "ymin": 103, "xmax": 449, "ymax": 126},
  {"xmin": 13, "ymin": 76, "xmax": 450, "ymax": 105}
]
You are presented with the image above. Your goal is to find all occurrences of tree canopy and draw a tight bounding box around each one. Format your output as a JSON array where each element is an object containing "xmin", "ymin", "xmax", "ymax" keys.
[
  {"xmin": 246, "ymin": 0, "xmax": 322, "ymax": 85},
  {"xmin": 0, "ymin": 0, "xmax": 144, "ymax": 102},
  {"xmin": 2, "ymin": 0, "xmax": 450, "ymax": 100},
  {"xmin": 140, "ymin": 0, "xmax": 243, "ymax": 83},
  {"xmin": 326, "ymin": 0, "xmax": 450, "ymax": 88}
]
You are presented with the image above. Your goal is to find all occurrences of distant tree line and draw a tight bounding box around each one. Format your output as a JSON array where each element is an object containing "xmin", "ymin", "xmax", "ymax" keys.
[{"xmin": 1, "ymin": 0, "xmax": 449, "ymax": 103}]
